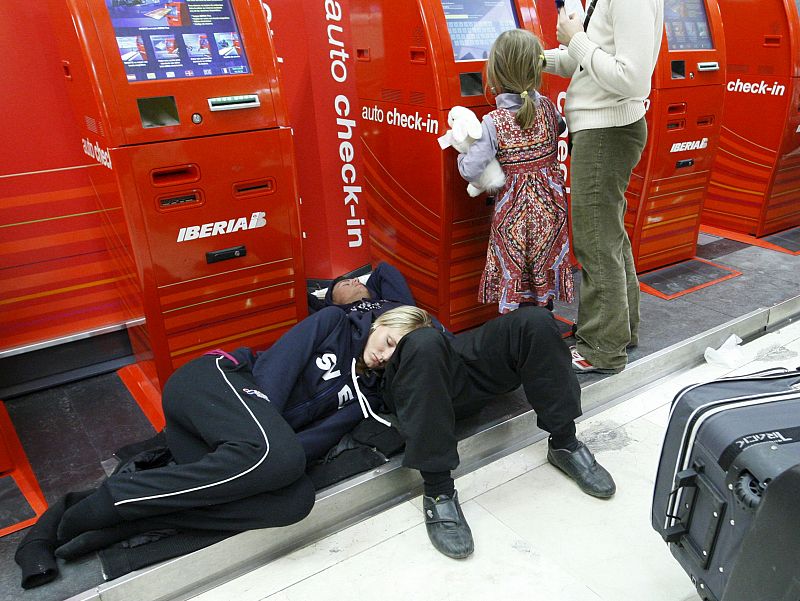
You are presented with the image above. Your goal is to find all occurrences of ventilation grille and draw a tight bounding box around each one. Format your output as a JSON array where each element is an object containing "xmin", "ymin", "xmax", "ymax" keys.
[
  {"xmin": 381, "ymin": 88, "xmax": 402, "ymax": 103},
  {"xmin": 84, "ymin": 115, "xmax": 99, "ymax": 134},
  {"xmin": 409, "ymin": 91, "xmax": 426, "ymax": 105},
  {"xmin": 727, "ymin": 64, "xmax": 748, "ymax": 73},
  {"xmin": 411, "ymin": 25, "xmax": 425, "ymax": 47}
]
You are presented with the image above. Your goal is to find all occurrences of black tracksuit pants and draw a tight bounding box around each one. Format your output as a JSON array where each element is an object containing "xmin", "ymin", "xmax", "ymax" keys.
[
  {"xmin": 381, "ymin": 307, "xmax": 582, "ymax": 473},
  {"xmin": 61, "ymin": 354, "xmax": 316, "ymax": 538}
]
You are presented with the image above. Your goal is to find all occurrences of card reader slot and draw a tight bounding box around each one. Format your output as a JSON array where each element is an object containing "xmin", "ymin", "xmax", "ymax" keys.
[
  {"xmin": 666, "ymin": 120, "xmax": 685, "ymax": 131},
  {"xmin": 667, "ymin": 103, "xmax": 687, "ymax": 115},
  {"xmin": 233, "ymin": 178, "xmax": 275, "ymax": 199},
  {"xmin": 151, "ymin": 164, "xmax": 200, "ymax": 187},
  {"xmin": 696, "ymin": 115, "xmax": 714, "ymax": 127},
  {"xmin": 696, "ymin": 61, "xmax": 720, "ymax": 72},
  {"xmin": 207, "ymin": 95, "xmax": 261, "ymax": 112},
  {"xmin": 763, "ymin": 35, "xmax": 782, "ymax": 47}
]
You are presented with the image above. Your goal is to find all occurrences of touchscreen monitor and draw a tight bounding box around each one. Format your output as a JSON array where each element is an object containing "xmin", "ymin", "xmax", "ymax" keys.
[
  {"xmin": 664, "ymin": 0, "xmax": 713, "ymax": 50},
  {"xmin": 105, "ymin": 0, "xmax": 251, "ymax": 81},
  {"xmin": 441, "ymin": 0, "xmax": 519, "ymax": 61}
]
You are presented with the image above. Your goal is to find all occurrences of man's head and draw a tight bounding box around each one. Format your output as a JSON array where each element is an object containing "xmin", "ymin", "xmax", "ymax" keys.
[{"xmin": 330, "ymin": 276, "xmax": 371, "ymax": 305}]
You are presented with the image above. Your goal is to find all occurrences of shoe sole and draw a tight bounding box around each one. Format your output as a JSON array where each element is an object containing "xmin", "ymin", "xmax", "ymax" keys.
[{"xmin": 571, "ymin": 364, "xmax": 623, "ymax": 375}]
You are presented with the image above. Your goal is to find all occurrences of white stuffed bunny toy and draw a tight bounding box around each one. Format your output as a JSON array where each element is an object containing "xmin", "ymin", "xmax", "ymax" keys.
[{"xmin": 438, "ymin": 105, "xmax": 505, "ymax": 198}]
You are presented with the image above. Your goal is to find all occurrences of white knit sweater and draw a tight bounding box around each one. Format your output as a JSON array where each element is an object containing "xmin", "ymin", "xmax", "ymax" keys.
[{"xmin": 544, "ymin": 0, "xmax": 664, "ymax": 133}]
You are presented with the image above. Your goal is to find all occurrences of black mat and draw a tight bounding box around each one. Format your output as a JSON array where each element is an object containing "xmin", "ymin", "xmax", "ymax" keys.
[
  {"xmin": 696, "ymin": 236, "xmax": 750, "ymax": 260},
  {"xmin": 639, "ymin": 258, "xmax": 740, "ymax": 300},
  {"xmin": 763, "ymin": 226, "xmax": 800, "ymax": 253},
  {"xmin": 0, "ymin": 372, "xmax": 156, "ymax": 601}
]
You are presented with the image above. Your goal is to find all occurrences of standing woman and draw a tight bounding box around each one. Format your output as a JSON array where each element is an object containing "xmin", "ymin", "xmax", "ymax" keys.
[{"xmin": 544, "ymin": 0, "xmax": 664, "ymax": 374}]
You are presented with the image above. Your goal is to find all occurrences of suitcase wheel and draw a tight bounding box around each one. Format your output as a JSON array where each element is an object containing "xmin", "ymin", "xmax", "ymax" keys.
[{"xmin": 734, "ymin": 471, "xmax": 765, "ymax": 510}]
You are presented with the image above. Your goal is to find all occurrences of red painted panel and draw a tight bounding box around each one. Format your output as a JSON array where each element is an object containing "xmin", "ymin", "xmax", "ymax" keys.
[{"xmin": 704, "ymin": 0, "xmax": 800, "ymax": 237}]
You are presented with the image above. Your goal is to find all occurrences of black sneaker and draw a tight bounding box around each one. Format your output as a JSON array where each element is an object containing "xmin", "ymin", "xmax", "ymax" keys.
[
  {"xmin": 422, "ymin": 491, "xmax": 474, "ymax": 559},
  {"xmin": 547, "ymin": 441, "xmax": 616, "ymax": 498}
]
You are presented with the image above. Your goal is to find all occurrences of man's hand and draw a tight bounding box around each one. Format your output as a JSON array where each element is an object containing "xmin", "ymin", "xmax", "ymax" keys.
[{"xmin": 557, "ymin": 11, "xmax": 583, "ymax": 46}]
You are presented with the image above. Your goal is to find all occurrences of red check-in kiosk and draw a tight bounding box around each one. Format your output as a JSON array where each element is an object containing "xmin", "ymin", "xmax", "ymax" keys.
[
  {"xmin": 48, "ymin": 0, "xmax": 306, "ymax": 408},
  {"xmin": 703, "ymin": 0, "xmax": 800, "ymax": 237},
  {"xmin": 625, "ymin": 0, "xmax": 726, "ymax": 273},
  {"xmin": 265, "ymin": 0, "xmax": 372, "ymax": 281},
  {"xmin": 350, "ymin": 0, "xmax": 544, "ymax": 332}
]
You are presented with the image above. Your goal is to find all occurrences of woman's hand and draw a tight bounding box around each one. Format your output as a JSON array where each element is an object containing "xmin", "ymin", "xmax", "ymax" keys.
[{"xmin": 557, "ymin": 11, "xmax": 583, "ymax": 46}]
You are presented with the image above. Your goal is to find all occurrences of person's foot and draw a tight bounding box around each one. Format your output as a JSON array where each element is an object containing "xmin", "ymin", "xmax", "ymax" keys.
[
  {"xmin": 423, "ymin": 491, "xmax": 474, "ymax": 559},
  {"xmin": 547, "ymin": 441, "xmax": 616, "ymax": 498},
  {"xmin": 569, "ymin": 346, "xmax": 623, "ymax": 374}
]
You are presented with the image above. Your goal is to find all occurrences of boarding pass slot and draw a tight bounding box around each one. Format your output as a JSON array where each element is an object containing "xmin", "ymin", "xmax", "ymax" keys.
[
  {"xmin": 157, "ymin": 190, "xmax": 202, "ymax": 211},
  {"xmin": 697, "ymin": 62, "xmax": 720, "ymax": 72},
  {"xmin": 207, "ymin": 95, "xmax": 261, "ymax": 111}
]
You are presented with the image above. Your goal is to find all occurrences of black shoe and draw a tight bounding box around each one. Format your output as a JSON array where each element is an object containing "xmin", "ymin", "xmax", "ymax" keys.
[
  {"xmin": 547, "ymin": 441, "xmax": 616, "ymax": 498},
  {"xmin": 422, "ymin": 491, "xmax": 474, "ymax": 559}
]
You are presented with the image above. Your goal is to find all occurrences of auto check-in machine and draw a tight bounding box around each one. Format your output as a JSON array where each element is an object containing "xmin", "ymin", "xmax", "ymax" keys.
[
  {"xmin": 350, "ymin": 0, "xmax": 545, "ymax": 332},
  {"xmin": 703, "ymin": 0, "xmax": 800, "ymax": 237},
  {"xmin": 266, "ymin": 0, "xmax": 372, "ymax": 282},
  {"xmin": 48, "ymin": 0, "xmax": 306, "ymax": 419},
  {"xmin": 625, "ymin": 0, "xmax": 726, "ymax": 273}
]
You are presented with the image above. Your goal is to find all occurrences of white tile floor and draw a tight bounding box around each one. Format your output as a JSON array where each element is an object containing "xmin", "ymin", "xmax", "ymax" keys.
[{"xmin": 191, "ymin": 321, "xmax": 800, "ymax": 601}]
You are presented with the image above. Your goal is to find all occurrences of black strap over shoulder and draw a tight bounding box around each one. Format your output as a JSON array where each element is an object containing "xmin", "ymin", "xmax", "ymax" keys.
[{"xmin": 583, "ymin": 0, "xmax": 599, "ymax": 31}]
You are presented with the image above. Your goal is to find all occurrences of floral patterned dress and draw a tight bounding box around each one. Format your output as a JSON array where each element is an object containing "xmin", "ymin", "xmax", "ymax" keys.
[{"xmin": 478, "ymin": 99, "xmax": 574, "ymax": 313}]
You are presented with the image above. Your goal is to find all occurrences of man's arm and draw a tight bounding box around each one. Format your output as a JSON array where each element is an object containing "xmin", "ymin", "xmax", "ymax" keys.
[{"xmin": 367, "ymin": 262, "xmax": 416, "ymax": 305}]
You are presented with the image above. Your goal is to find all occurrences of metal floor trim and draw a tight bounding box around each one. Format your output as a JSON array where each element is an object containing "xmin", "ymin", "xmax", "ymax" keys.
[{"xmin": 71, "ymin": 296, "xmax": 800, "ymax": 601}]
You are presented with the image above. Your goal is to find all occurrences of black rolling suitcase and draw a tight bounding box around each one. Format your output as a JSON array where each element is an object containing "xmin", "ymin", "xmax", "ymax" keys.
[{"xmin": 651, "ymin": 367, "xmax": 800, "ymax": 601}]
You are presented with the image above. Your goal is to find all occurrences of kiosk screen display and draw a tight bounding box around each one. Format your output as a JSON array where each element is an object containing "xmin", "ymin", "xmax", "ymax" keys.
[
  {"xmin": 442, "ymin": 1, "xmax": 519, "ymax": 61},
  {"xmin": 105, "ymin": 0, "xmax": 250, "ymax": 81},
  {"xmin": 664, "ymin": 0, "xmax": 713, "ymax": 50}
]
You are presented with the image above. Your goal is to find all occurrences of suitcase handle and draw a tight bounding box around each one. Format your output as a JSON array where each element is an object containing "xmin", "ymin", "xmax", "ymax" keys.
[{"xmin": 663, "ymin": 466, "xmax": 727, "ymax": 569}]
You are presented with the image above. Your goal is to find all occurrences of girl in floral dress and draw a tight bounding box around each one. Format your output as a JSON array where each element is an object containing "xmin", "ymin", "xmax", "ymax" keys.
[{"xmin": 458, "ymin": 28, "xmax": 574, "ymax": 314}]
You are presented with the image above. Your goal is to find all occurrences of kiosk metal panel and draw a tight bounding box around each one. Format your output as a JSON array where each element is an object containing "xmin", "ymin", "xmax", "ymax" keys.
[
  {"xmin": 352, "ymin": 0, "xmax": 542, "ymax": 331},
  {"xmin": 626, "ymin": 0, "xmax": 726, "ymax": 273}
]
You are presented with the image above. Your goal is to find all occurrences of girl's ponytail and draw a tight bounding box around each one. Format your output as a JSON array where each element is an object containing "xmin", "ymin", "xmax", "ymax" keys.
[
  {"xmin": 516, "ymin": 89, "xmax": 536, "ymax": 130},
  {"xmin": 487, "ymin": 30, "xmax": 545, "ymax": 130}
]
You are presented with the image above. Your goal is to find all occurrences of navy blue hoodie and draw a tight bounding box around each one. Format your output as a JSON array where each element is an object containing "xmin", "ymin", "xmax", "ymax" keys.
[{"xmin": 231, "ymin": 307, "xmax": 385, "ymax": 462}]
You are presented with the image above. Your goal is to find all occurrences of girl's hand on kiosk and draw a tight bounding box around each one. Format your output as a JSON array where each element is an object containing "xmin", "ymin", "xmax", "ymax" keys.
[{"xmin": 556, "ymin": 11, "xmax": 583, "ymax": 46}]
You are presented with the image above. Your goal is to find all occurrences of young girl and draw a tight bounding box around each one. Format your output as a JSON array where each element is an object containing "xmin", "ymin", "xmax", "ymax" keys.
[{"xmin": 458, "ymin": 28, "xmax": 574, "ymax": 314}]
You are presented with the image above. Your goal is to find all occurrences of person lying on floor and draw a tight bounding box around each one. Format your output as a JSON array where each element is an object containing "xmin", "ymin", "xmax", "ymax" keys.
[
  {"xmin": 323, "ymin": 261, "xmax": 616, "ymax": 560},
  {"xmin": 14, "ymin": 304, "xmax": 432, "ymax": 589}
]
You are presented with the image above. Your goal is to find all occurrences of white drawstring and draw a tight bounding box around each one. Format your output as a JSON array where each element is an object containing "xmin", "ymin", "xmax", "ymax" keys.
[{"xmin": 351, "ymin": 359, "xmax": 392, "ymax": 427}]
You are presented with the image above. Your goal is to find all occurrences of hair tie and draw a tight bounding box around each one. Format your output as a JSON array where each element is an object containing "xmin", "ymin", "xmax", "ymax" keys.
[{"xmin": 520, "ymin": 90, "xmax": 529, "ymax": 99}]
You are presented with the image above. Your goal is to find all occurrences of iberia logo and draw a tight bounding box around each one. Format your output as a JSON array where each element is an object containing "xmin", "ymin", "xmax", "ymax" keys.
[{"xmin": 177, "ymin": 212, "xmax": 267, "ymax": 242}]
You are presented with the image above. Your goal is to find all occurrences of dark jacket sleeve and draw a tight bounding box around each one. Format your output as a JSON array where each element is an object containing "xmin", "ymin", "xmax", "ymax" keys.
[
  {"xmin": 251, "ymin": 308, "xmax": 346, "ymax": 414},
  {"xmin": 296, "ymin": 402, "xmax": 365, "ymax": 462},
  {"xmin": 367, "ymin": 262, "xmax": 416, "ymax": 305}
]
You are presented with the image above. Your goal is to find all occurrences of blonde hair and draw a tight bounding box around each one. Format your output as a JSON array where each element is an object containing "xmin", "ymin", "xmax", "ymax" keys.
[
  {"xmin": 358, "ymin": 305, "xmax": 433, "ymax": 372},
  {"xmin": 486, "ymin": 29, "xmax": 545, "ymax": 130},
  {"xmin": 370, "ymin": 305, "xmax": 433, "ymax": 335}
]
